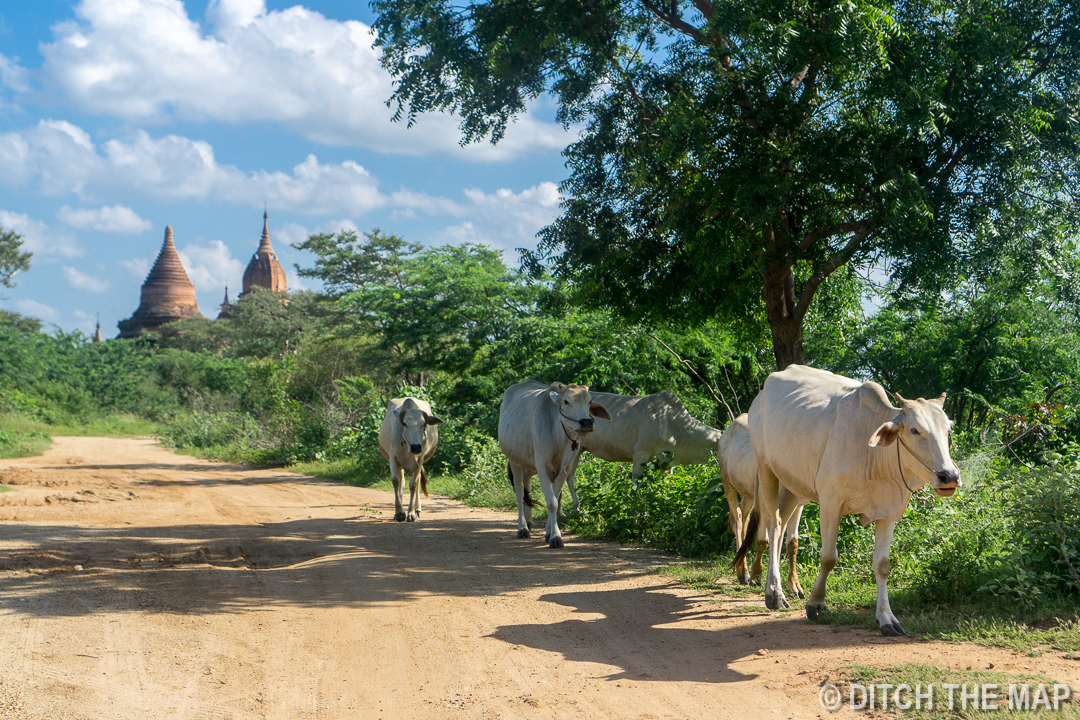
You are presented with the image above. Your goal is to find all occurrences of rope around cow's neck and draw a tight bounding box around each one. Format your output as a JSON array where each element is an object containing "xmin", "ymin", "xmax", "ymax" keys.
[
  {"xmin": 895, "ymin": 435, "xmax": 936, "ymax": 494},
  {"xmin": 559, "ymin": 413, "xmax": 581, "ymax": 451}
]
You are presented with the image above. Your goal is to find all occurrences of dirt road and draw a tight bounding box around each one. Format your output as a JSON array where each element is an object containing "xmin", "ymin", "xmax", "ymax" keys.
[{"xmin": 0, "ymin": 437, "xmax": 1074, "ymax": 719}]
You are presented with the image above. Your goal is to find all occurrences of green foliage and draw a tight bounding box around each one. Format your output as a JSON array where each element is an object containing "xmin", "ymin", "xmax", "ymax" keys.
[
  {"xmin": 567, "ymin": 456, "xmax": 730, "ymax": 557},
  {"xmin": 374, "ymin": 0, "xmax": 1080, "ymax": 367},
  {"xmin": 0, "ymin": 226, "xmax": 31, "ymax": 289}
]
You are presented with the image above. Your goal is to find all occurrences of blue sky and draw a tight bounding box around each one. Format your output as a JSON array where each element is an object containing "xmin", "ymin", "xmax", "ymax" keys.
[{"xmin": 0, "ymin": 0, "xmax": 572, "ymax": 335}]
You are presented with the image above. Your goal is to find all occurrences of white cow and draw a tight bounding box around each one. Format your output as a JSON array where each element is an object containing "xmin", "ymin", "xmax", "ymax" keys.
[
  {"xmin": 378, "ymin": 397, "xmax": 443, "ymax": 522},
  {"xmin": 555, "ymin": 390, "xmax": 723, "ymax": 513},
  {"xmin": 736, "ymin": 365, "xmax": 960, "ymax": 635},
  {"xmin": 498, "ymin": 381, "xmax": 610, "ymax": 548},
  {"xmin": 718, "ymin": 413, "xmax": 805, "ymax": 594}
]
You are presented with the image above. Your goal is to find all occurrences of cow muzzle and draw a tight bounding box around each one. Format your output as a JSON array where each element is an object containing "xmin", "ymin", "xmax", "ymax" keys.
[
  {"xmin": 576, "ymin": 418, "xmax": 594, "ymax": 431},
  {"xmin": 933, "ymin": 469, "xmax": 961, "ymax": 497},
  {"xmin": 409, "ymin": 443, "xmax": 423, "ymax": 454}
]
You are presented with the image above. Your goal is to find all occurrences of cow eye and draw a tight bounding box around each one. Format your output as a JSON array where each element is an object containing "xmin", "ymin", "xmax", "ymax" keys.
[{"xmin": 911, "ymin": 428, "xmax": 920, "ymax": 436}]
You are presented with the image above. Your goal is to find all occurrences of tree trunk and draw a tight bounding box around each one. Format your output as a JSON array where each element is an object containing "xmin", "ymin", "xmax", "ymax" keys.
[{"xmin": 762, "ymin": 260, "xmax": 805, "ymax": 370}]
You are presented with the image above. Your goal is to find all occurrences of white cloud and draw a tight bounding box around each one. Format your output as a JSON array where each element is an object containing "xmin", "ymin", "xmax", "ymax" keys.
[
  {"xmin": 0, "ymin": 210, "xmax": 83, "ymax": 258},
  {"xmin": 431, "ymin": 182, "xmax": 563, "ymax": 251},
  {"xmin": 120, "ymin": 256, "xmax": 151, "ymax": 280},
  {"xmin": 72, "ymin": 309, "xmax": 98, "ymax": 334},
  {"xmin": 58, "ymin": 204, "xmax": 152, "ymax": 233},
  {"xmin": 178, "ymin": 240, "xmax": 244, "ymax": 294},
  {"xmin": 16, "ymin": 299, "xmax": 61, "ymax": 323},
  {"xmin": 0, "ymin": 121, "xmax": 390, "ymax": 216},
  {"xmin": 0, "ymin": 53, "xmax": 30, "ymax": 93},
  {"xmin": 35, "ymin": 0, "xmax": 569, "ymax": 160},
  {"xmin": 63, "ymin": 266, "xmax": 110, "ymax": 292}
]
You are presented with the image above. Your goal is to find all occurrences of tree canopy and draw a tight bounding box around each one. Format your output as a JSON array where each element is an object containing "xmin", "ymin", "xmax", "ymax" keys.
[{"xmin": 374, "ymin": 0, "xmax": 1080, "ymax": 368}]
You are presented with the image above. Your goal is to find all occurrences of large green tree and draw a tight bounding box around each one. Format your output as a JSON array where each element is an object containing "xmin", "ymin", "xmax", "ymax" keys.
[{"xmin": 374, "ymin": 0, "xmax": 1080, "ymax": 368}]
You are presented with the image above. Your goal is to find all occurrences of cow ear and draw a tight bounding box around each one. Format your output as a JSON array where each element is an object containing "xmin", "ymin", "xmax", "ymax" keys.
[
  {"xmin": 549, "ymin": 390, "xmax": 563, "ymax": 405},
  {"xmin": 589, "ymin": 403, "xmax": 611, "ymax": 421},
  {"xmin": 425, "ymin": 414, "xmax": 443, "ymax": 426},
  {"xmin": 930, "ymin": 392, "xmax": 946, "ymax": 407},
  {"xmin": 869, "ymin": 421, "xmax": 900, "ymax": 448},
  {"xmin": 392, "ymin": 408, "xmax": 400, "ymax": 417}
]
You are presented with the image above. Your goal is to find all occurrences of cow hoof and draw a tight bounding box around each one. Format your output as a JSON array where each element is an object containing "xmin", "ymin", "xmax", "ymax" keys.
[
  {"xmin": 549, "ymin": 536, "xmax": 564, "ymax": 549},
  {"xmin": 736, "ymin": 573, "xmax": 750, "ymax": 585},
  {"xmin": 544, "ymin": 532, "xmax": 550, "ymax": 542},
  {"xmin": 880, "ymin": 622, "xmax": 907, "ymax": 637},
  {"xmin": 407, "ymin": 514, "xmax": 416, "ymax": 522},
  {"xmin": 806, "ymin": 604, "xmax": 823, "ymax": 621},
  {"xmin": 796, "ymin": 588, "xmax": 806, "ymax": 600},
  {"xmin": 517, "ymin": 528, "xmax": 531, "ymax": 539},
  {"xmin": 394, "ymin": 512, "xmax": 406, "ymax": 522},
  {"xmin": 765, "ymin": 592, "xmax": 789, "ymax": 610},
  {"xmin": 415, "ymin": 510, "xmax": 422, "ymax": 519}
]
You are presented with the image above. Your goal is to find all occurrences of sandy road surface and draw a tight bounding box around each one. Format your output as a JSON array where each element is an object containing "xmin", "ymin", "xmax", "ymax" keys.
[{"xmin": 0, "ymin": 437, "xmax": 1075, "ymax": 720}]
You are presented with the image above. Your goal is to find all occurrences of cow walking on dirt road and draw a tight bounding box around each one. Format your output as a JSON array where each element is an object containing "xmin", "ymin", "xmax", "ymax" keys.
[
  {"xmin": 498, "ymin": 381, "xmax": 610, "ymax": 548},
  {"xmin": 718, "ymin": 413, "xmax": 805, "ymax": 593},
  {"xmin": 736, "ymin": 365, "xmax": 960, "ymax": 636},
  {"xmin": 378, "ymin": 397, "xmax": 443, "ymax": 522}
]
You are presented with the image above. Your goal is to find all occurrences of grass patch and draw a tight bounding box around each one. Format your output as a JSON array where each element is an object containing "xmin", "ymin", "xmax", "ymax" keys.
[
  {"xmin": 833, "ymin": 663, "xmax": 1077, "ymax": 719},
  {"xmin": 0, "ymin": 412, "xmax": 160, "ymax": 438},
  {"xmin": 658, "ymin": 557, "xmax": 1080, "ymax": 654}
]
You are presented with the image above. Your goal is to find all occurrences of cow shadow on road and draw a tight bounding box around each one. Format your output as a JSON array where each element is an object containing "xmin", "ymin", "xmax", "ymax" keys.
[{"xmin": 488, "ymin": 586, "xmax": 868, "ymax": 684}]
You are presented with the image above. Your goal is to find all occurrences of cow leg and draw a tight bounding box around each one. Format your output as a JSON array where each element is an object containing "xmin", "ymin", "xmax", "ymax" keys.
[
  {"xmin": 407, "ymin": 466, "xmax": 422, "ymax": 522},
  {"xmin": 873, "ymin": 520, "xmax": 905, "ymax": 636},
  {"xmin": 536, "ymin": 469, "xmax": 564, "ymax": 548},
  {"xmin": 750, "ymin": 531, "xmax": 766, "ymax": 586},
  {"xmin": 724, "ymin": 480, "xmax": 749, "ymax": 584},
  {"xmin": 390, "ymin": 456, "xmax": 406, "ymax": 522},
  {"xmin": 806, "ymin": 503, "xmax": 840, "ymax": 620},
  {"xmin": 755, "ymin": 464, "xmax": 789, "ymax": 610},
  {"xmin": 510, "ymin": 463, "xmax": 532, "ymax": 538},
  {"xmin": 783, "ymin": 503, "xmax": 805, "ymax": 599}
]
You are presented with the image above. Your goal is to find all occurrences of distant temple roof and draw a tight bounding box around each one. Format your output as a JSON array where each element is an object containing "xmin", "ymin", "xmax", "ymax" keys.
[
  {"xmin": 241, "ymin": 211, "xmax": 287, "ymax": 295},
  {"xmin": 118, "ymin": 226, "xmax": 203, "ymax": 338}
]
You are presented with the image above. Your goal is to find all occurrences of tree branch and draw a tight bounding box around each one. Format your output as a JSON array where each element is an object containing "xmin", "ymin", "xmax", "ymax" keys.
[
  {"xmin": 642, "ymin": 0, "xmax": 705, "ymax": 43},
  {"xmin": 798, "ymin": 220, "xmax": 869, "ymax": 251},
  {"xmin": 794, "ymin": 225, "xmax": 873, "ymax": 322},
  {"xmin": 646, "ymin": 332, "xmax": 735, "ymax": 423},
  {"xmin": 691, "ymin": 0, "xmax": 714, "ymax": 19}
]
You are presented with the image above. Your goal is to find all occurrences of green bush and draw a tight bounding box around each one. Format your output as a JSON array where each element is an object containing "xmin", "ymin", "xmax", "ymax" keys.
[{"xmin": 568, "ymin": 456, "xmax": 731, "ymax": 557}]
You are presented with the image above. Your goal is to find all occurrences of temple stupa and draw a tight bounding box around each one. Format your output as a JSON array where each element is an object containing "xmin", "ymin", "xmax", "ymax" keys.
[
  {"xmin": 241, "ymin": 211, "xmax": 287, "ymax": 296},
  {"xmin": 118, "ymin": 226, "xmax": 203, "ymax": 338}
]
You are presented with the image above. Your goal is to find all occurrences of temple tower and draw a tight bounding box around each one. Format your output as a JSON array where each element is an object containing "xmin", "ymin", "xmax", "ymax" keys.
[
  {"xmin": 241, "ymin": 211, "xmax": 287, "ymax": 295},
  {"xmin": 118, "ymin": 226, "xmax": 203, "ymax": 338}
]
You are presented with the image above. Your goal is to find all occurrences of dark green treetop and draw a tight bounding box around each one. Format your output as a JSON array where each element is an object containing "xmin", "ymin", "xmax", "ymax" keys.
[{"xmin": 374, "ymin": 0, "xmax": 1080, "ymax": 368}]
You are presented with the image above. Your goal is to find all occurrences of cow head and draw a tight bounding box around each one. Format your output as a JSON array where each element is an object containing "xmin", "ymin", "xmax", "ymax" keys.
[
  {"xmin": 868, "ymin": 392, "xmax": 961, "ymax": 497},
  {"xmin": 548, "ymin": 382, "xmax": 610, "ymax": 436},
  {"xmin": 393, "ymin": 405, "xmax": 443, "ymax": 456}
]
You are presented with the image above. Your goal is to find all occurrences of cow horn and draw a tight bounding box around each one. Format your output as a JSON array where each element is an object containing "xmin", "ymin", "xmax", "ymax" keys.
[{"xmin": 931, "ymin": 392, "xmax": 947, "ymax": 407}]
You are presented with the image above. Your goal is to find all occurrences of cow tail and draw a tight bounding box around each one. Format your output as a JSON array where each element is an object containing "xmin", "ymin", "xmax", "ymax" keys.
[
  {"xmin": 420, "ymin": 467, "xmax": 429, "ymax": 498},
  {"xmin": 509, "ymin": 463, "xmax": 537, "ymax": 508},
  {"xmin": 732, "ymin": 509, "xmax": 759, "ymax": 570}
]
